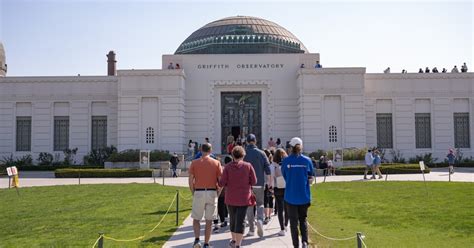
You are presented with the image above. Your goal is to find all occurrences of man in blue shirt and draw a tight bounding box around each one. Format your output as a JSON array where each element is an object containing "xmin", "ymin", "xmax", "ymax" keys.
[
  {"xmin": 244, "ymin": 134, "xmax": 271, "ymax": 238},
  {"xmin": 281, "ymin": 137, "xmax": 314, "ymax": 248}
]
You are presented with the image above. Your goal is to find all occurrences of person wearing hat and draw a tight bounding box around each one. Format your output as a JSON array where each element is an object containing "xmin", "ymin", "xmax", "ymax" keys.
[
  {"xmin": 244, "ymin": 133, "xmax": 272, "ymax": 238},
  {"xmin": 281, "ymin": 137, "xmax": 314, "ymax": 248},
  {"xmin": 447, "ymin": 149, "xmax": 456, "ymax": 174}
]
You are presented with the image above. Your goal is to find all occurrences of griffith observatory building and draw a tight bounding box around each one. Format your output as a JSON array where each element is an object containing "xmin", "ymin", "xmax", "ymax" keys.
[{"xmin": 0, "ymin": 16, "xmax": 472, "ymax": 163}]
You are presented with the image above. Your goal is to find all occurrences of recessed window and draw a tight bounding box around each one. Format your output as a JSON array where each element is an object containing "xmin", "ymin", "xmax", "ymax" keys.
[
  {"xmin": 377, "ymin": 113, "xmax": 393, "ymax": 148},
  {"xmin": 54, "ymin": 116, "xmax": 69, "ymax": 151},
  {"xmin": 146, "ymin": 127, "xmax": 155, "ymax": 144},
  {"xmin": 91, "ymin": 116, "xmax": 107, "ymax": 150},
  {"xmin": 16, "ymin": 116, "xmax": 31, "ymax": 151},
  {"xmin": 329, "ymin": 125, "xmax": 337, "ymax": 143},
  {"xmin": 454, "ymin": 113, "xmax": 470, "ymax": 148}
]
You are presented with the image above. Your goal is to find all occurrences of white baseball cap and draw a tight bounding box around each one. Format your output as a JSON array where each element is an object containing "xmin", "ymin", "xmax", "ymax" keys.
[{"xmin": 289, "ymin": 137, "xmax": 303, "ymax": 147}]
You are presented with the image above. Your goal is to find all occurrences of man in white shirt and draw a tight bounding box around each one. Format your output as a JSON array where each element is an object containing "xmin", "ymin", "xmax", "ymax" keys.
[{"xmin": 364, "ymin": 149, "xmax": 375, "ymax": 180}]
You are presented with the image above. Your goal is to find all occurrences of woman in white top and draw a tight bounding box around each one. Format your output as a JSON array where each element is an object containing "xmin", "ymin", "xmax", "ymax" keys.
[{"xmin": 271, "ymin": 148, "xmax": 289, "ymax": 236}]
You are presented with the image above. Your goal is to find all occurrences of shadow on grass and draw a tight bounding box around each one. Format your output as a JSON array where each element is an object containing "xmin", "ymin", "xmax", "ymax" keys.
[
  {"xmin": 142, "ymin": 227, "xmax": 176, "ymax": 243},
  {"xmin": 144, "ymin": 208, "xmax": 192, "ymax": 215}
]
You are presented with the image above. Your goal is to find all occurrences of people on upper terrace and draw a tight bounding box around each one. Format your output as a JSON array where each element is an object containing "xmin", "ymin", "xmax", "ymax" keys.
[{"xmin": 451, "ymin": 65, "xmax": 459, "ymax": 73}]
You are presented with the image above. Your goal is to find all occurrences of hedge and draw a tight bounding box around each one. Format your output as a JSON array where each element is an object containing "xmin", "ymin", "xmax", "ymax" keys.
[
  {"xmin": 332, "ymin": 164, "xmax": 430, "ymax": 175},
  {"xmin": 428, "ymin": 162, "xmax": 474, "ymax": 168},
  {"xmin": 55, "ymin": 169, "xmax": 153, "ymax": 178},
  {"xmin": 107, "ymin": 150, "xmax": 172, "ymax": 162},
  {"xmin": 0, "ymin": 165, "xmax": 103, "ymax": 172}
]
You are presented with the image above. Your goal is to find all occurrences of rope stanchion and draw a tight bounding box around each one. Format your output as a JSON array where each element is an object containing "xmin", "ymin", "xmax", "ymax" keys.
[
  {"xmin": 91, "ymin": 193, "xmax": 177, "ymax": 246},
  {"xmin": 91, "ymin": 234, "xmax": 103, "ymax": 248},
  {"xmin": 307, "ymin": 223, "xmax": 357, "ymax": 241},
  {"xmin": 360, "ymin": 235, "xmax": 368, "ymax": 248}
]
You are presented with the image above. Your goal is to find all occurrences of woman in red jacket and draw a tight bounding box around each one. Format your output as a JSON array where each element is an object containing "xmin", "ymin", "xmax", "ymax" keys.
[{"xmin": 219, "ymin": 145, "xmax": 257, "ymax": 248}]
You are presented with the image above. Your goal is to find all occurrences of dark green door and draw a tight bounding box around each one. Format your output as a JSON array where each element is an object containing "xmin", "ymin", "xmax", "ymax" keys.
[{"xmin": 221, "ymin": 92, "xmax": 262, "ymax": 153}]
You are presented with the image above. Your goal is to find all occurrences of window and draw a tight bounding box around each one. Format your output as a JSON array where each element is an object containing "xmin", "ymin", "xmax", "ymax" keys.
[
  {"xmin": 91, "ymin": 116, "xmax": 107, "ymax": 150},
  {"xmin": 329, "ymin": 125, "xmax": 337, "ymax": 143},
  {"xmin": 16, "ymin": 116, "xmax": 31, "ymax": 151},
  {"xmin": 415, "ymin": 113, "xmax": 431, "ymax": 148},
  {"xmin": 376, "ymin": 113, "xmax": 393, "ymax": 148},
  {"xmin": 454, "ymin": 113, "xmax": 470, "ymax": 148},
  {"xmin": 54, "ymin": 116, "xmax": 69, "ymax": 151},
  {"xmin": 146, "ymin": 127, "xmax": 155, "ymax": 144}
]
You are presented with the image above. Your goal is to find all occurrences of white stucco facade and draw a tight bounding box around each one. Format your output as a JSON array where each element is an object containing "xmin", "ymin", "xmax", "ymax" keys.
[{"xmin": 0, "ymin": 52, "xmax": 473, "ymax": 163}]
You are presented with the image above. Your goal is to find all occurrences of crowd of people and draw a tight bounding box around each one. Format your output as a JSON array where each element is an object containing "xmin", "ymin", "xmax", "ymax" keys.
[
  {"xmin": 188, "ymin": 134, "xmax": 314, "ymax": 248},
  {"xmin": 384, "ymin": 63, "xmax": 468, "ymax": 74}
]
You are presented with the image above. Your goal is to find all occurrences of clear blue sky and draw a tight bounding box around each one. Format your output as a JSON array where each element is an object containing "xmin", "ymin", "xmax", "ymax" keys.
[{"xmin": 1, "ymin": 0, "xmax": 472, "ymax": 76}]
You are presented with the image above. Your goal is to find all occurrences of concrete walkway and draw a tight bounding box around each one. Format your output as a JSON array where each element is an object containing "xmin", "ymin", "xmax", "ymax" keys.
[
  {"xmin": 163, "ymin": 214, "xmax": 293, "ymax": 248},
  {"xmin": 1, "ymin": 168, "xmax": 472, "ymax": 189}
]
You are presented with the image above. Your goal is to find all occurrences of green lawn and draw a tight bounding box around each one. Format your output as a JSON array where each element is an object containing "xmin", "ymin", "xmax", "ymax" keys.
[
  {"xmin": 0, "ymin": 184, "xmax": 193, "ymax": 247},
  {"xmin": 308, "ymin": 181, "xmax": 474, "ymax": 247}
]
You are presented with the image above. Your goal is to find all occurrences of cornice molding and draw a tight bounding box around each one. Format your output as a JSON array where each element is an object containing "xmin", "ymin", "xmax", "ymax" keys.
[
  {"xmin": 0, "ymin": 76, "xmax": 118, "ymax": 83},
  {"xmin": 297, "ymin": 68, "xmax": 366, "ymax": 76},
  {"xmin": 365, "ymin": 72, "xmax": 474, "ymax": 80},
  {"xmin": 118, "ymin": 69, "xmax": 186, "ymax": 78}
]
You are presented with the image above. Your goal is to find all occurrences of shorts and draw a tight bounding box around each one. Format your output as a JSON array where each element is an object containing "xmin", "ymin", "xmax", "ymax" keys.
[{"xmin": 191, "ymin": 190, "xmax": 218, "ymax": 221}]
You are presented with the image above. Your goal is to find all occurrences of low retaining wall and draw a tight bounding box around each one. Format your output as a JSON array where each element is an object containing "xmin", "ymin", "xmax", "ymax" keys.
[{"xmin": 104, "ymin": 161, "xmax": 171, "ymax": 169}]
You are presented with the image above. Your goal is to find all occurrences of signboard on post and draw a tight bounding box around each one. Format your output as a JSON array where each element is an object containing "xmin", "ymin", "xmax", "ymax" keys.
[
  {"xmin": 6, "ymin": 166, "xmax": 20, "ymax": 191},
  {"xmin": 139, "ymin": 150, "xmax": 150, "ymax": 169},
  {"xmin": 419, "ymin": 161, "xmax": 426, "ymax": 171}
]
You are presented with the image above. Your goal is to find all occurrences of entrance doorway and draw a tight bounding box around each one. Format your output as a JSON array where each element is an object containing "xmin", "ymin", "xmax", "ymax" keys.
[{"xmin": 221, "ymin": 92, "xmax": 262, "ymax": 153}]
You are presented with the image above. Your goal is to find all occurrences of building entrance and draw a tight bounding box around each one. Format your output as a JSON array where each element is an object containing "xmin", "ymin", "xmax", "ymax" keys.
[{"xmin": 221, "ymin": 92, "xmax": 262, "ymax": 153}]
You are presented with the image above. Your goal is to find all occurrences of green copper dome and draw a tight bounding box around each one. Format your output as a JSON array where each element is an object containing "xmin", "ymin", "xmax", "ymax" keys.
[{"xmin": 175, "ymin": 16, "xmax": 308, "ymax": 54}]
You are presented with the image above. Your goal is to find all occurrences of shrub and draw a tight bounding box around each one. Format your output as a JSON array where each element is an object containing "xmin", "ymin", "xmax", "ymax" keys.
[
  {"xmin": 63, "ymin": 148, "xmax": 78, "ymax": 165},
  {"xmin": 15, "ymin": 154, "xmax": 33, "ymax": 166},
  {"xmin": 107, "ymin": 149, "xmax": 172, "ymax": 162},
  {"xmin": 335, "ymin": 163, "xmax": 429, "ymax": 175},
  {"xmin": 37, "ymin": 152, "xmax": 54, "ymax": 166},
  {"xmin": 83, "ymin": 146, "xmax": 117, "ymax": 166},
  {"xmin": 390, "ymin": 149, "xmax": 406, "ymax": 164},
  {"xmin": 408, "ymin": 153, "xmax": 438, "ymax": 165},
  {"xmin": 1, "ymin": 154, "xmax": 16, "ymax": 167},
  {"xmin": 342, "ymin": 147, "xmax": 366, "ymax": 161},
  {"xmin": 55, "ymin": 168, "xmax": 153, "ymax": 178}
]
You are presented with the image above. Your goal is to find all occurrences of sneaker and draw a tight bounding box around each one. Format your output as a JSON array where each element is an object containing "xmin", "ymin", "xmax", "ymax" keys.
[
  {"xmin": 246, "ymin": 231, "xmax": 255, "ymax": 237},
  {"xmin": 378, "ymin": 176, "xmax": 383, "ymax": 179},
  {"xmin": 257, "ymin": 220, "xmax": 264, "ymax": 237},
  {"xmin": 213, "ymin": 226, "xmax": 219, "ymax": 233},
  {"xmin": 278, "ymin": 230, "xmax": 286, "ymax": 236},
  {"xmin": 221, "ymin": 221, "xmax": 228, "ymax": 227},
  {"xmin": 363, "ymin": 176, "xmax": 368, "ymax": 180},
  {"xmin": 370, "ymin": 176, "xmax": 376, "ymax": 179},
  {"xmin": 203, "ymin": 244, "xmax": 212, "ymax": 248},
  {"xmin": 228, "ymin": 240, "xmax": 236, "ymax": 248},
  {"xmin": 263, "ymin": 217, "xmax": 269, "ymax": 225},
  {"xmin": 193, "ymin": 240, "xmax": 202, "ymax": 248},
  {"xmin": 302, "ymin": 242, "xmax": 308, "ymax": 248}
]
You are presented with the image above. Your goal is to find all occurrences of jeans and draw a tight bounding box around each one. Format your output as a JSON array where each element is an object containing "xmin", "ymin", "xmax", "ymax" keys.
[
  {"xmin": 228, "ymin": 205, "xmax": 248, "ymax": 234},
  {"xmin": 286, "ymin": 202, "xmax": 310, "ymax": 248},
  {"xmin": 246, "ymin": 187, "xmax": 265, "ymax": 232},
  {"xmin": 274, "ymin": 188, "xmax": 288, "ymax": 230}
]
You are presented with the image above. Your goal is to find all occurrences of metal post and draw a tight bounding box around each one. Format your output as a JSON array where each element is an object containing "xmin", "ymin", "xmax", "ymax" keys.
[
  {"xmin": 8, "ymin": 176, "xmax": 11, "ymax": 189},
  {"xmin": 357, "ymin": 232, "xmax": 362, "ymax": 248},
  {"xmin": 78, "ymin": 171, "xmax": 81, "ymax": 185},
  {"xmin": 449, "ymin": 168, "xmax": 451, "ymax": 182},
  {"xmin": 176, "ymin": 190, "xmax": 179, "ymax": 226},
  {"xmin": 323, "ymin": 169, "xmax": 327, "ymax": 183},
  {"xmin": 153, "ymin": 170, "xmax": 156, "ymax": 184},
  {"xmin": 385, "ymin": 172, "xmax": 388, "ymax": 181},
  {"xmin": 162, "ymin": 168, "xmax": 165, "ymax": 185},
  {"xmin": 98, "ymin": 232, "xmax": 104, "ymax": 248}
]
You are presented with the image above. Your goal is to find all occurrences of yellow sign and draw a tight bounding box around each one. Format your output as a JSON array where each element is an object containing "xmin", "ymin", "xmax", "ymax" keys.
[{"xmin": 11, "ymin": 174, "xmax": 19, "ymax": 188}]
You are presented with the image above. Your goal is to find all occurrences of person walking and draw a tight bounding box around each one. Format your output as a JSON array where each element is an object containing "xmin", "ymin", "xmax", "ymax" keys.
[
  {"xmin": 272, "ymin": 148, "xmax": 289, "ymax": 236},
  {"xmin": 219, "ymin": 146, "xmax": 257, "ymax": 248},
  {"xmin": 170, "ymin": 152, "xmax": 180, "ymax": 177},
  {"xmin": 281, "ymin": 137, "xmax": 314, "ymax": 248},
  {"xmin": 364, "ymin": 149, "xmax": 375, "ymax": 180},
  {"xmin": 447, "ymin": 149, "xmax": 456, "ymax": 174},
  {"xmin": 188, "ymin": 143, "xmax": 223, "ymax": 248},
  {"xmin": 213, "ymin": 156, "xmax": 232, "ymax": 233},
  {"xmin": 263, "ymin": 149, "xmax": 274, "ymax": 225},
  {"xmin": 373, "ymin": 150, "xmax": 383, "ymax": 179},
  {"xmin": 244, "ymin": 134, "xmax": 272, "ymax": 238}
]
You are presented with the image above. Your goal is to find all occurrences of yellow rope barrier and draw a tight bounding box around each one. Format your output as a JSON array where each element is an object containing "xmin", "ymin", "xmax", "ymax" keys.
[
  {"xmin": 307, "ymin": 223, "xmax": 357, "ymax": 241},
  {"xmin": 91, "ymin": 234, "xmax": 103, "ymax": 248},
  {"xmin": 91, "ymin": 193, "xmax": 177, "ymax": 245}
]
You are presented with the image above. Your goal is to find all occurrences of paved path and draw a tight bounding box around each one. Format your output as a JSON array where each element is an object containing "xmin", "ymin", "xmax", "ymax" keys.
[
  {"xmin": 2, "ymin": 168, "xmax": 471, "ymax": 189},
  {"xmin": 163, "ymin": 214, "xmax": 293, "ymax": 248}
]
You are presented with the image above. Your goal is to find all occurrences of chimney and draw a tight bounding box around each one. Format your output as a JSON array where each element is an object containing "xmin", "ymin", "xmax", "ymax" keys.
[{"xmin": 106, "ymin": 50, "xmax": 116, "ymax": 76}]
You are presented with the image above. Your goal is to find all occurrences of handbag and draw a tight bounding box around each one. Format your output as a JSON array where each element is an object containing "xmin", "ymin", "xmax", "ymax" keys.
[{"xmin": 249, "ymin": 188, "xmax": 256, "ymax": 206}]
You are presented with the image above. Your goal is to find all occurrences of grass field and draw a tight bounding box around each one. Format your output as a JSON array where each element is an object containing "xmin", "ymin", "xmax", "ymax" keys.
[
  {"xmin": 0, "ymin": 184, "xmax": 193, "ymax": 247},
  {"xmin": 308, "ymin": 181, "xmax": 474, "ymax": 247},
  {"xmin": 0, "ymin": 182, "xmax": 472, "ymax": 247}
]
